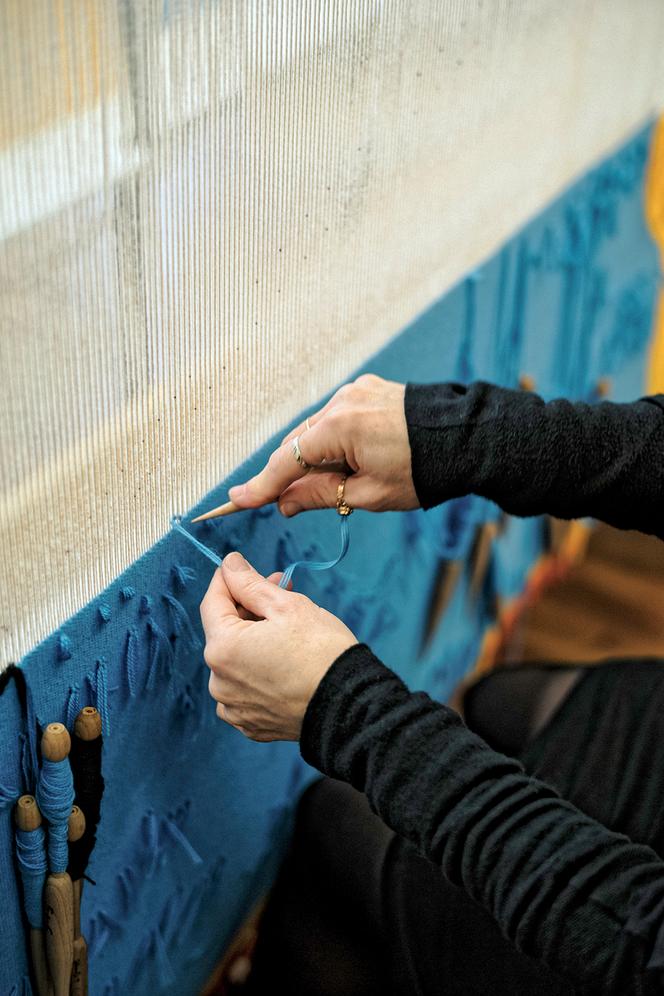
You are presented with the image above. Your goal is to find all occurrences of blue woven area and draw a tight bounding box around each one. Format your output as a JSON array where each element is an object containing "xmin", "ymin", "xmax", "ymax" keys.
[{"xmin": 0, "ymin": 124, "xmax": 659, "ymax": 995}]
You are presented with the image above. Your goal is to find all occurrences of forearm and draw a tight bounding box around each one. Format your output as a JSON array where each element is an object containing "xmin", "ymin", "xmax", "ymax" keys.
[
  {"xmin": 405, "ymin": 381, "xmax": 664, "ymax": 538},
  {"xmin": 301, "ymin": 645, "xmax": 664, "ymax": 994}
]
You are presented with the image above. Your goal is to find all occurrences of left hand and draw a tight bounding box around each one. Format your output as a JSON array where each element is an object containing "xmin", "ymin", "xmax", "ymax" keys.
[{"xmin": 200, "ymin": 552, "xmax": 357, "ymax": 741}]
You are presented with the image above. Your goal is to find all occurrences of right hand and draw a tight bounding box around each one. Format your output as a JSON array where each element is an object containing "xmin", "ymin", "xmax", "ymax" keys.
[{"xmin": 228, "ymin": 374, "xmax": 419, "ymax": 516}]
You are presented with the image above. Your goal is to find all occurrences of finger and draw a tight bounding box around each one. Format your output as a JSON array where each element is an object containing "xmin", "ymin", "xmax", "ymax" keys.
[
  {"xmin": 221, "ymin": 552, "xmax": 292, "ymax": 618},
  {"xmin": 278, "ymin": 471, "xmax": 375, "ymax": 517},
  {"xmin": 280, "ymin": 387, "xmax": 349, "ymax": 446},
  {"xmin": 280, "ymin": 409, "xmax": 325, "ymax": 447},
  {"xmin": 200, "ymin": 568, "xmax": 244, "ymax": 642},
  {"xmin": 216, "ymin": 702, "xmax": 254, "ymax": 735},
  {"xmin": 237, "ymin": 571, "xmax": 289, "ymax": 620},
  {"xmin": 228, "ymin": 417, "xmax": 347, "ymax": 509}
]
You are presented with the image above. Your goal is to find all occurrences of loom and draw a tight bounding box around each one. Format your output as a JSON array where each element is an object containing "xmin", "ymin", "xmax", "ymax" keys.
[{"xmin": 2, "ymin": 1, "xmax": 664, "ymax": 993}]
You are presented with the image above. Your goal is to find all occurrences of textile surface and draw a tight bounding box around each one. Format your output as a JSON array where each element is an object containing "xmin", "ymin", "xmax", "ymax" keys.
[
  {"xmin": 0, "ymin": 125, "xmax": 661, "ymax": 994},
  {"xmin": 2, "ymin": 0, "xmax": 664, "ymax": 663}
]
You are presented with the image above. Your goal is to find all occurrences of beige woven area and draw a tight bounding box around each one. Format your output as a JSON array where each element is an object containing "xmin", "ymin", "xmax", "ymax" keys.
[{"xmin": 1, "ymin": 0, "xmax": 664, "ymax": 665}]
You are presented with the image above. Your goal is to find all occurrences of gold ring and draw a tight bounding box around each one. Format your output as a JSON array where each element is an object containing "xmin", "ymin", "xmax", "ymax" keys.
[
  {"xmin": 336, "ymin": 476, "xmax": 353, "ymax": 516},
  {"xmin": 291, "ymin": 435, "xmax": 310, "ymax": 470}
]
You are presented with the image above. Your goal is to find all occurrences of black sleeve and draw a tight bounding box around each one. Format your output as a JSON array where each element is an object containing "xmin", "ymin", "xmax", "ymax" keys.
[
  {"xmin": 300, "ymin": 644, "xmax": 664, "ymax": 995},
  {"xmin": 405, "ymin": 381, "xmax": 664, "ymax": 539}
]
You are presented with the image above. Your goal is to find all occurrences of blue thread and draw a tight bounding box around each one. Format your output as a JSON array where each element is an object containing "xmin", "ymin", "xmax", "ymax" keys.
[
  {"xmin": 161, "ymin": 816, "xmax": 203, "ymax": 866},
  {"xmin": 102, "ymin": 977, "xmax": 120, "ymax": 996},
  {"xmin": 152, "ymin": 928, "xmax": 176, "ymax": 988},
  {"xmin": 141, "ymin": 810, "xmax": 160, "ymax": 877},
  {"xmin": 117, "ymin": 866, "xmax": 136, "ymax": 914},
  {"xmin": 171, "ymin": 513, "xmax": 351, "ymax": 588},
  {"xmin": 19, "ymin": 735, "xmax": 32, "ymax": 795},
  {"xmin": 175, "ymin": 685, "xmax": 196, "ymax": 718},
  {"xmin": 119, "ymin": 586, "xmax": 136, "ymax": 601},
  {"xmin": 171, "ymin": 516, "xmax": 221, "ymax": 566},
  {"xmin": 91, "ymin": 909, "xmax": 122, "ymax": 957},
  {"xmin": 65, "ymin": 684, "xmax": 80, "ymax": 731},
  {"xmin": 145, "ymin": 619, "xmax": 174, "ymax": 692},
  {"xmin": 124, "ymin": 629, "xmax": 139, "ymax": 697},
  {"xmin": 162, "ymin": 593, "xmax": 201, "ymax": 649},
  {"xmin": 36, "ymin": 758, "xmax": 74, "ymax": 873},
  {"xmin": 95, "ymin": 660, "xmax": 110, "ymax": 735},
  {"xmin": 9, "ymin": 977, "xmax": 33, "ymax": 996},
  {"xmin": 97, "ymin": 603, "xmax": 112, "ymax": 624},
  {"xmin": 278, "ymin": 514, "xmax": 350, "ymax": 589},
  {"xmin": 15, "ymin": 823, "xmax": 48, "ymax": 928},
  {"xmin": 56, "ymin": 632, "xmax": 72, "ymax": 662},
  {"xmin": 171, "ymin": 564, "xmax": 196, "ymax": 589},
  {"xmin": 139, "ymin": 594, "xmax": 152, "ymax": 615}
]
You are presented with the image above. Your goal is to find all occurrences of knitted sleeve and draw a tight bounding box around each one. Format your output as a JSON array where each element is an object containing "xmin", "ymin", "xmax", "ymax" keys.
[
  {"xmin": 301, "ymin": 644, "xmax": 664, "ymax": 995},
  {"xmin": 405, "ymin": 381, "xmax": 664, "ymax": 539}
]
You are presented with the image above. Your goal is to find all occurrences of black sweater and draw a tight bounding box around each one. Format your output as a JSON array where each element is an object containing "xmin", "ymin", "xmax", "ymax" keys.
[{"xmin": 300, "ymin": 382, "xmax": 664, "ymax": 995}]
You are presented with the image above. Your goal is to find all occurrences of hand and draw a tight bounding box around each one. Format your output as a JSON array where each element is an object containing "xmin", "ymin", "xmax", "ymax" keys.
[
  {"xmin": 228, "ymin": 373, "xmax": 418, "ymax": 516},
  {"xmin": 200, "ymin": 552, "xmax": 357, "ymax": 741}
]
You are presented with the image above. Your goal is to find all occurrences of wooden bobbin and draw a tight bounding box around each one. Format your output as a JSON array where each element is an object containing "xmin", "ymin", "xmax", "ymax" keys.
[
  {"xmin": 41, "ymin": 722, "xmax": 74, "ymax": 996},
  {"xmin": 41, "ymin": 723, "xmax": 71, "ymax": 762},
  {"xmin": 15, "ymin": 794, "xmax": 42, "ymax": 832},
  {"xmin": 15, "ymin": 796, "xmax": 52, "ymax": 996},
  {"xmin": 67, "ymin": 806, "xmax": 86, "ymax": 844},
  {"xmin": 70, "ymin": 936, "xmax": 88, "ymax": 996},
  {"xmin": 44, "ymin": 874, "xmax": 74, "ymax": 996},
  {"xmin": 73, "ymin": 707, "xmax": 101, "ymax": 742}
]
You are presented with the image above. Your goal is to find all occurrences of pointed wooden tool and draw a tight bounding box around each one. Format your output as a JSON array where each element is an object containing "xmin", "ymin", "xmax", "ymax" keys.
[{"xmin": 191, "ymin": 500, "xmax": 240, "ymax": 523}]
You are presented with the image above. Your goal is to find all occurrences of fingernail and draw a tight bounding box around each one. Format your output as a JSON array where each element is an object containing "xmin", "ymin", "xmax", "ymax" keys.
[
  {"xmin": 280, "ymin": 502, "xmax": 299, "ymax": 518},
  {"xmin": 228, "ymin": 484, "xmax": 245, "ymax": 501},
  {"xmin": 225, "ymin": 552, "xmax": 250, "ymax": 571}
]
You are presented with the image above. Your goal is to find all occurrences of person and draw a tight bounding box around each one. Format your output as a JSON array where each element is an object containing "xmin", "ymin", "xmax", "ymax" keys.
[{"xmin": 200, "ymin": 374, "xmax": 664, "ymax": 995}]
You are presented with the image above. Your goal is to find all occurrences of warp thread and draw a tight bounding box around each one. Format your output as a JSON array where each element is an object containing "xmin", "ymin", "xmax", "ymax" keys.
[
  {"xmin": 15, "ymin": 823, "xmax": 48, "ymax": 929},
  {"xmin": 171, "ymin": 513, "xmax": 350, "ymax": 588},
  {"xmin": 69, "ymin": 729, "xmax": 104, "ymax": 884},
  {"xmin": 35, "ymin": 759, "xmax": 74, "ymax": 873}
]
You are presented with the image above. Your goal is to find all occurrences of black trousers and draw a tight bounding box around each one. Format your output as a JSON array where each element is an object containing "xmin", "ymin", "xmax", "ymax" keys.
[{"xmin": 246, "ymin": 660, "xmax": 664, "ymax": 995}]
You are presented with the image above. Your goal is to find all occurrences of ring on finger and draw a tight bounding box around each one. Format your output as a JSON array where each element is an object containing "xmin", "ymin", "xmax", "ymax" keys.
[
  {"xmin": 305, "ymin": 417, "xmax": 311, "ymax": 431},
  {"xmin": 336, "ymin": 475, "xmax": 353, "ymax": 516},
  {"xmin": 291, "ymin": 435, "xmax": 311, "ymax": 470}
]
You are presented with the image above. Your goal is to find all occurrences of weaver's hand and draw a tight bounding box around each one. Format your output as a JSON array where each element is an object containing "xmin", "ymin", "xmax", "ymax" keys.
[
  {"xmin": 201, "ymin": 552, "xmax": 357, "ymax": 741},
  {"xmin": 228, "ymin": 374, "xmax": 418, "ymax": 516}
]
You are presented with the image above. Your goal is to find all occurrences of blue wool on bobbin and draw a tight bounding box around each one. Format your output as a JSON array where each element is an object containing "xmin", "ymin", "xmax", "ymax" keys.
[
  {"xmin": 15, "ymin": 823, "xmax": 47, "ymax": 929},
  {"xmin": 35, "ymin": 759, "xmax": 74, "ymax": 873}
]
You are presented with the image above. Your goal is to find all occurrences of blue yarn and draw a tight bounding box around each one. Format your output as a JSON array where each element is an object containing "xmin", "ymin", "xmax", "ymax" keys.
[
  {"xmin": 171, "ymin": 513, "xmax": 350, "ymax": 589},
  {"xmin": 278, "ymin": 514, "xmax": 350, "ymax": 589},
  {"xmin": 15, "ymin": 824, "xmax": 47, "ymax": 929},
  {"xmin": 35, "ymin": 758, "xmax": 74, "ymax": 874},
  {"xmin": 95, "ymin": 660, "xmax": 110, "ymax": 735},
  {"xmin": 171, "ymin": 517, "xmax": 221, "ymax": 566}
]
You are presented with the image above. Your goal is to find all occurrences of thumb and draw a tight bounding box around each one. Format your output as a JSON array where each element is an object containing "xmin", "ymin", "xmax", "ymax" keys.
[{"xmin": 221, "ymin": 552, "xmax": 290, "ymax": 618}]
